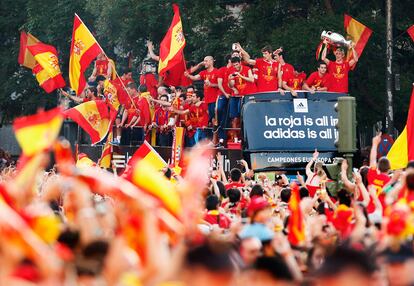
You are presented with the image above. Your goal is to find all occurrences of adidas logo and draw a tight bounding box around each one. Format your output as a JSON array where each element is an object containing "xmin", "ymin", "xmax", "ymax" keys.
[{"xmin": 297, "ymin": 102, "xmax": 305, "ymax": 108}]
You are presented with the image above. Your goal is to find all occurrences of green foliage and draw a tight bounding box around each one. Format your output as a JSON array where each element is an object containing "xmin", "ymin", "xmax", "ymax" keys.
[{"xmin": 0, "ymin": 0, "xmax": 413, "ymax": 133}]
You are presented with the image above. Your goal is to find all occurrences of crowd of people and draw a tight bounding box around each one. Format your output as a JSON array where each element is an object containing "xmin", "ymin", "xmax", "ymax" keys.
[
  {"xmin": 0, "ymin": 130, "xmax": 413, "ymax": 285},
  {"xmin": 61, "ymin": 39, "xmax": 358, "ymax": 147}
]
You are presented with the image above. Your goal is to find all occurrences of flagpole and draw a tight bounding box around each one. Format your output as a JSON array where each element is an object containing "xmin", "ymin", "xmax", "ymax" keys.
[{"xmin": 74, "ymin": 14, "xmax": 138, "ymax": 110}]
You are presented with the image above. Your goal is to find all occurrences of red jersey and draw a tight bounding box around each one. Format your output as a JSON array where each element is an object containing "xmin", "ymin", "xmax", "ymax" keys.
[
  {"xmin": 95, "ymin": 59, "xmax": 109, "ymax": 77},
  {"xmin": 366, "ymin": 167, "xmax": 390, "ymax": 213},
  {"xmin": 188, "ymin": 103, "xmax": 208, "ymax": 128},
  {"xmin": 225, "ymin": 182, "xmax": 245, "ymax": 190},
  {"xmin": 228, "ymin": 65, "xmax": 257, "ymax": 96},
  {"xmin": 203, "ymin": 210, "xmax": 231, "ymax": 229},
  {"xmin": 112, "ymin": 78, "xmax": 132, "ymax": 105},
  {"xmin": 306, "ymin": 71, "xmax": 331, "ymax": 89},
  {"xmin": 137, "ymin": 97, "xmax": 151, "ymax": 126},
  {"xmin": 154, "ymin": 107, "xmax": 170, "ymax": 126},
  {"xmin": 217, "ymin": 66, "xmax": 232, "ymax": 95},
  {"xmin": 280, "ymin": 63, "xmax": 295, "ymax": 82},
  {"xmin": 328, "ymin": 61, "xmax": 350, "ymax": 93},
  {"xmin": 139, "ymin": 73, "xmax": 158, "ymax": 99},
  {"xmin": 285, "ymin": 72, "xmax": 306, "ymax": 90},
  {"xmin": 254, "ymin": 58, "xmax": 278, "ymax": 92},
  {"xmin": 199, "ymin": 69, "xmax": 219, "ymax": 104}
]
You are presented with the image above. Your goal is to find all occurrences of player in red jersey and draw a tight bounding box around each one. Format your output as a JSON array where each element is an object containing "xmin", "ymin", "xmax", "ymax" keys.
[
  {"xmin": 184, "ymin": 56, "xmax": 220, "ymax": 125},
  {"xmin": 273, "ymin": 49, "xmax": 294, "ymax": 95},
  {"xmin": 228, "ymin": 56, "xmax": 255, "ymax": 142},
  {"xmin": 238, "ymin": 44, "xmax": 279, "ymax": 92},
  {"xmin": 321, "ymin": 41, "xmax": 358, "ymax": 93},
  {"xmin": 303, "ymin": 62, "xmax": 331, "ymax": 94},
  {"xmin": 281, "ymin": 65, "xmax": 306, "ymax": 97}
]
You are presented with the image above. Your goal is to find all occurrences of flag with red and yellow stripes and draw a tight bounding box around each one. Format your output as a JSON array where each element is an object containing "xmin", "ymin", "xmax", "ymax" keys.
[
  {"xmin": 98, "ymin": 131, "xmax": 113, "ymax": 169},
  {"xmin": 170, "ymin": 127, "xmax": 185, "ymax": 175},
  {"xmin": 387, "ymin": 86, "xmax": 414, "ymax": 169},
  {"xmin": 64, "ymin": 100, "xmax": 116, "ymax": 144},
  {"xmin": 158, "ymin": 4, "xmax": 186, "ymax": 76},
  {"xmin": 288, "ymin": 182, "xmax": 305, "ymax": 246},
  {"xmin": 18, "ymin": 31, "xmax": 40, "ymax": 69},
  {"xmin": 13, "ymin": 107, "xmax": 63, "ymax": 157},
  {"xmin": 125, "ymin": 149, "xmax": 181, "ymax": 218},
  {"xmin": 27, "ymin": 43, "xmax": 66, "ymax": 93},
  {"xmin": 69, "ymin": 14, "xmax": 103, "ymax": 95},
  {"xmin": 344, "ymin": 14, "xmax": 372, "ymax": 68}
]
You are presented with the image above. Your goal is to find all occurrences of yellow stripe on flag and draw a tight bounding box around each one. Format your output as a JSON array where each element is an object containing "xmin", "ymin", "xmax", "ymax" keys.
[
  {"xmin": 34, "ymin": 51, "xmax": 62, "ymax": 78},
  {"xmin": 131, "ymin": 159, "xmax": 181, "ymax": 217},
  {"xmin": 387, "ymin": 126, "xmax": 408, "ymax": 170},
  {"xmin": 14, "ymin": 109, "xmax": 63, "ymax": 157}
]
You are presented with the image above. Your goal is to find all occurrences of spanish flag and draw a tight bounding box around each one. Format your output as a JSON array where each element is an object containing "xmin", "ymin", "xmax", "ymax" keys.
[
  {"xmin": 170, "ymin": 127, "xmax": 185, "ymax": 175},
  {"xmin": 408, "ymin": 24, "xmax": 414, "ymax": 42},
  {"xmin": 126, "ymin": 152, "xmax": 181, "ymax": 218},
  {"xmin": 387, "ymin": 86, "xmax": 414, "ymax": 169},
  {"xmin": 103, "ymin": 79, "xmax": 120, "ymax": 110},
  {"xmin": 76, "ymin": 153, "xmax": 97, "ymax": 169},
  {"xmin": 287, "ymin": 182, "xmax": 305, "ymax": 246},
  {"xmin": 18, "ymin": 31, "xmax": 40, "ymax": 69},
  {"xmin": 127, "ymin": 141, "xmax": 167, "ymax": 172},
  {"xmin": 98, "ymin": 131, "xmax": 113, "ymax": 169},
  {"xmin": 27, "ymin": 43, "xmax": 66, "ymax": 93},
  {"xmin": 64, "ymin": 100, "xmax": 116, "ymax": 144},
  {"xmin": 344, "ymin": 14, "xmax": 372, "ymax": 67},
  {"xmin": 13, "ymin": 107, "xmax": 63, "ymax": 157},
  {"xmin": 69, "ymin": 14, "xmax": 103, "ymax": 95},
  {"xmin": 158, "ymin": 4, "xmax": 186, "ymax": 77}
]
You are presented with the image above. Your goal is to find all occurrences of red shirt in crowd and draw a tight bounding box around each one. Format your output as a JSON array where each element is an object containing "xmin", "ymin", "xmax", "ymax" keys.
[
  {"xmin": 306, "ymin": 71, "xmax": 331, "ymax": 89},
  {"xmin": 203, "ymin": 210, "xmax": 231, "ymax": 229},
  {"xmin": 154, "ymin": 107, "xmax": 170, "ymax": 126},
  {"xmin": 199, "ymin": 69, "xmax": 219, "ymax": 104},
  {"xmin": 95, "ymin": 59, "xmax": 109, "ymax": 76},
  {"xmin": 328, "ymin": 61, "xmax": 351, "ymax": 93},
  {"xmin": 228, "ymin": 65, "xmax": 257, "ymax": 96},
  {"xmin": 139, "ymin": 73, "xmax": 158, "ymax": 99},
  {"xmin": 217, "ymin": 66, "xmax": 233, "ymax": 96},
  {"xmin": 225, "ymin": 182, "xmax": 245, "ymax": 190},
  {"xmin": 285, "ymin": 72, "xmax": 307, "ymax": 90},
  {"xmin": 254, "ymin": 58, "xmax": 279, "ymax": 92},
  {"xmin": 366, "ymin": 167, "xmax": 390, "ymax": 213}
]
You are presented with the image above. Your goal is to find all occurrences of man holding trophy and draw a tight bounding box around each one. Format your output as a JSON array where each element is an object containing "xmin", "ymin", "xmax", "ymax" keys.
[{"xmin": 321, "ymin": 31, "xmax": 359, "ymax": 93}]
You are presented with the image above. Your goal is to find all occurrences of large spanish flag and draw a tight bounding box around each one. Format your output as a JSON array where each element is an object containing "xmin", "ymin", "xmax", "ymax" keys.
[
  {"xmin": 64, "ymin": 100, "xmax": 116, "ymax": 144},
  {"xmin": 408, "ymin": 24, "xmax": 414, "ymax": 42},
  {"xmin": 344, "ymin": 14, "xmax": 372, "ymax": 68},
  {"xmin": 126, "ymin": 146, "xmax": 181, "ymax": 217},
  {"xmin": 158, "ymin": 4, "xmax": 186, "ymax": 77},
  {"xmin": 27, "ymin": 43, "xmax": 66, "ymax": 93},
  {"xmin": 18, "ymin": 31, "xmax": 40, "ymax": 69},
  {"xmin": 387, "ymin": 86, "xmax": 414, "ymax": 169},
  {"xmin": 287, "ymin": 183, "xmax": 305, "ymax": 246},
  {"xmin": 69, "ymin": 14, "xmax": 103, "ymax": 95},
  {"xmin": 13, "ymin": 107, "xmax": 63, "ymax": 157}
]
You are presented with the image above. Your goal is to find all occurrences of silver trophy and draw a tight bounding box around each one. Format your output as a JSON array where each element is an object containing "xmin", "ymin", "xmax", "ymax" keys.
[{"xmin": 321, "ymin": 31, "xmax": 352, "ymax": 48}]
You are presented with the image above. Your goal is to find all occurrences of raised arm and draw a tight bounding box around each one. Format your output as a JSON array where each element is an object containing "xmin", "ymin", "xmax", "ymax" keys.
[
  {"xmin": 236, "ymin": 43, "xmax": 256, "ymax": 66},
  {"xmin": 147, "ymin": 40, "xmax": 160, "ymax": 62},
  {"xmin": 321, "ymin": 40, "xmax": 330, "ymax": 65},
  {"xmin": 348, "ymin": 43, "xmax": 359, "ymax": 67},
  {"xmin": 306, "ymin": 149, "xmax": 318, "ymax": 178},
  {"xmin": 370, "ymin": 133, "xmax": 382, "ymax": 169}
]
